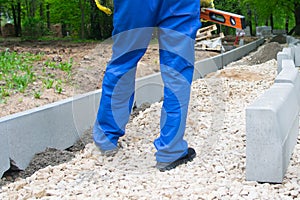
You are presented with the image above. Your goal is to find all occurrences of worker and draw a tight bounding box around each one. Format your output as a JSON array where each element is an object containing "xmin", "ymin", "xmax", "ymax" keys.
[
  {"xmin": 234, "ymin": 28, "xmax": 246, "ymax": 46},
  {"xmin": 93, "ymin": 0, "xmax": 201, "ymax": 171}
]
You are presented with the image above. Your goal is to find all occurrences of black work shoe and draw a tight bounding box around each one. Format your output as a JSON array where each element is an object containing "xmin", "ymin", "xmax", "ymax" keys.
[
  {"xmin": 156, "ymin": 147, "xmax": 196, "ymax": 172},
  {"xmin": 100, "ymin": 147, "xmax": 119, "ymax": 157},
  {"xmin": 96, "ymin": 144, "xmax": 121, "ymax": 157}
]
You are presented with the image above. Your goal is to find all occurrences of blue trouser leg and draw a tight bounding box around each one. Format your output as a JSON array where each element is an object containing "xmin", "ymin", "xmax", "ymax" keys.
[
  {"xmin": 93, "ymin": 0, "xmax": 156, "ymax": 151},
  {"xmin": 154, "ymin": 0, "xmax": 201, "ymax": 162},
  {"xmin": 93, "ymin": 33, "xmax": 154, "ymax": 150}
]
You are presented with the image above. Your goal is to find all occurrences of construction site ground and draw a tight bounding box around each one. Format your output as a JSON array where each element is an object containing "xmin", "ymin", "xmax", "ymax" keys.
[{"xmin": 0, "ymin": 35, "xmax": 289, "ymax": 194}]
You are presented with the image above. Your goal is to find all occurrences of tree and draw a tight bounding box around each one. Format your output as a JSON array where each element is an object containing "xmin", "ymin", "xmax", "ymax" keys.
[
  {"xmin": 0, "ymin": 6, "xmax": 2, "ymax": 36},
  {"xmin": 294, "ymin": 2, "xmax": 300, "ymax": 35},
  {"xmin": 10, "ymin": 0, "xmax": 21, "ymax": 37},
  {"xmin": 9, "ymin": 0, "xmax": 296, "ymax": 39},
  {"xmin": 89, "ymin": 0, "xmax": 113, "ymax": 40},
  {"xmin": 241, "ymin": 0, "xmax": 300, "ymax": 35},
  {"xmin": 79, "ymin": 0, "xmax": 86, "ymax": 39}
]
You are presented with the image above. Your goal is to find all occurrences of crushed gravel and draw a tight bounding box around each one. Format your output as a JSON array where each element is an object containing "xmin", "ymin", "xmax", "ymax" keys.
[{"xmin": 1, "ymin": 53, "xmax": 299, "ymax": 199}]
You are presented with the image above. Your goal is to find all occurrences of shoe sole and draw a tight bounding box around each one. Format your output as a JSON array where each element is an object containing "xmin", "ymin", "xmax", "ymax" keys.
[
  {"xmin": 158, "ymin": 148, "xmax": 196, "ymax": 172},
  {"xmin": 100, "ymin": 147, "xmax": 119, "ymax": 157}
]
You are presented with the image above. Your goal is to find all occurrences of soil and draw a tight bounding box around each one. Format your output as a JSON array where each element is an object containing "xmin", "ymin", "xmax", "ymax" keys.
[
  {"xmin": 0, "ymin": 39, "xmax": 220, "ymax": 118},
  {"xmin": 0, "ymin": 35, "xmax": 276, "ymax": 188},
  {"xmin": 0, "ymin": 40, "xmax": 100, "ymax": 117},
  {"xmin": 270, "ymin": 34, "xmax": 287, "ymax": 44}
]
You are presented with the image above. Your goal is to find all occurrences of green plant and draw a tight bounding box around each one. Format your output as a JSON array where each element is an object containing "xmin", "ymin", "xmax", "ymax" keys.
[
  {"xmin": 44, "ymin": 58, "xmax": 73, "ymax": 74},
  {"xmin": 0, "ymin": 88, "xmax": 10, "ymax": 97},
  {"xmin": 0, "ymin": 98, "xmax": 7, "ymax": 104},
  {"xmin": 58, "ymin": 58, "xmax": 73, "ymax": 73},
  {"xmin": 33, "ymin": 90, "xmax": 42, "ymax": 99},
  {"xmin": 0, "ymin": 46, "xmax": 75, "ymax": 104},
  {"xmin": 55, "ymin": 80, "xmax": 63, "ymax": 94},
  {"xmin": 44, "ymin": 60, "xmax": 56, "ymax": 69},
  {"xmin": 0, "ymin": 50, "xmax": 42, "ymax": 102},
  {"xmin": 43, "ymin": 78, "xmax": 55, "ymax": 89}
]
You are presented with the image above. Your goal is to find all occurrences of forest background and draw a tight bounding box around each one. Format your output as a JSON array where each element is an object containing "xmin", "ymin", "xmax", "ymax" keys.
[{"xmin": 0, "ymin": 0, "xmax": 299, "ymax": 40}]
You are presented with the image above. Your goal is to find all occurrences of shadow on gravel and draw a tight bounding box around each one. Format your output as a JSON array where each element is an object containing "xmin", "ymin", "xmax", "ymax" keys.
[{"xmin": 0, "ymin": 128, "xmax": 93, "ymax": 188}]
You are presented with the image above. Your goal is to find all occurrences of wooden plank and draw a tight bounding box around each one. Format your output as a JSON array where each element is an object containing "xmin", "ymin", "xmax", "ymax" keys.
[{"xmin": 196, "ymin": 25, "xmax": 217, "ymax": 41}]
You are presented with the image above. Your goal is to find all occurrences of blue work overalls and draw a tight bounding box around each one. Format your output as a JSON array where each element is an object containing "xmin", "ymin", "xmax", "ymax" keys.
[{"xmin": 93, "ymin": 0, "xmax": 201, "ymax": 163}]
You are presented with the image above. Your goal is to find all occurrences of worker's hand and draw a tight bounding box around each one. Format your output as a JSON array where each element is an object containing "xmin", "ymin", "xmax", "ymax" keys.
[{"xmin": 200, "ymin": 0, "xmax": 214, "ymax": 8}]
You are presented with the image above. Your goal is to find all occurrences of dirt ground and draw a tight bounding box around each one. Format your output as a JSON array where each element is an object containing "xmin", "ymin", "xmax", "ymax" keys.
[
  {"xmin": 0, "ymin": 39, "xmax": 222, "ymax": 118},
  {"xmin": 0, "ymin": 35, "xmax": 263, "ymax": 118},
  {"xmin": 0, "ymin": 35, "xmax": 283, "ymax": 187}
]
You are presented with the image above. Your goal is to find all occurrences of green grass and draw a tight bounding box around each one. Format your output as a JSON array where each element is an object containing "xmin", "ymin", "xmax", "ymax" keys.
[
  {"xmin": 44, "ymin": 58, "xmax": 73, "ymax": 76},
  {"xmin": 0, "ymin": 50, "xmax": 41, "ymax": 99},
  {"xmin": 0, "ymin": 49, "xmax": 74, "ymax": 103}
]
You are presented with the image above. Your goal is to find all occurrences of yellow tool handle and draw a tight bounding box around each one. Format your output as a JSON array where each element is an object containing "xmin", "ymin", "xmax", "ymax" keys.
[{"xmin": 94, "ymin": 0, "xmax": 112, "ymax": 15}]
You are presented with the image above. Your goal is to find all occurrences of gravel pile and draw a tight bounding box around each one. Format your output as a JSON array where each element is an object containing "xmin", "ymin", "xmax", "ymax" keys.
[
  {"xmin": 232, "ymin": 42, "xmax": 283, "ymax": 66},
  {"xmin": 1, "ymin": 57, "xmax": 300, "ymax": 199}
]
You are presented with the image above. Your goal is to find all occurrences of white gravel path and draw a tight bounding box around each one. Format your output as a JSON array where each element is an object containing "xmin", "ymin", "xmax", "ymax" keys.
[{"xmin": 1, "ymin": 58, "xmax": 300, "ymax": 200}]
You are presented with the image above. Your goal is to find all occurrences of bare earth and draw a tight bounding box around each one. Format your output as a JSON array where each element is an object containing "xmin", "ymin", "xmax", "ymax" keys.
[{"xmin": 0, "ymin": 39, "xmax": 219, "ymax": 118}]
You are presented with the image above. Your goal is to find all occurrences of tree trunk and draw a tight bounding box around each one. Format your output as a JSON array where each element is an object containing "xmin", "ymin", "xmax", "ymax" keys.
[
  {"xmin": 254, "ymin": 11, "xmax": 258, "ymax": 27},
  {"xmin": 80, "ymin": 0, "xmax": 85, "ymax": 39},
  {"xmin": 90, "ymin": 0, "xmax": 102, "ymax": 39},
  {"xmin": 99, "ymin": 0, "xmax": 113, "ymax": 39},
  {"xmin": 285, "ymin": 17, "xmax": 289, "ymax": 35},
  {"xmin": 46, "ymin": 3, "xmax": 50, "ymax": 30},
  {"xmin": 0, "ymin": 6, "xmax": 2, "ymax": 36},
  {"xmin": 17, "ymin": 1, "xmax": 22, "ymax": 36},
  {"xmin": 247, "ymin": 8, "xmax": 253, "ymax": 36},
  {"xmin": 270, "ymin": 13, "xmax": 274, "ymax": 31},
  {"xmin": 265, "ymin": 20, "xmax": 269, "ymax": 26},
  {"xmin": 11, "ymin": 2, "xmax": 18, "ymax": 37},
  {"xmin": 40, "ymin": 2, "xmax": 44, "ymax": 19},
  {"xmin": 29, "ymin": 0, "xmax": 36, "ymax": 18},
  {"xmin": 40, "ymin": 2, "xmax": 45, "ymax": 35},
  {"xmin": 295, "ymin": 3, "xmax": 300, "ymax": 35}
]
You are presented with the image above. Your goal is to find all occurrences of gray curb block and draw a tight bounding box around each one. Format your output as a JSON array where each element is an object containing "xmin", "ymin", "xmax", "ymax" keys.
[
  {"xmin": 276, "ymin": 60, "xmax": 300, "ymax": 106},
  {"xmin": 0, "ymin": 38, "xmax": 265, "ymax": 178},
  {"xmin": 286, "ymin": 36, "xmax": 300, "ymax": 67},
  {"xmin": 246, "ymin": 83, "xmax": 299, "ymax": 183},
  {"xmin": 247, "ymin": 38, "xmax": 300, "ymax": 183},
  {"xmin": 0, "ymin": 90, "xmax": 101, "ymax": 173}
]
